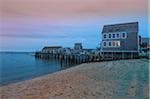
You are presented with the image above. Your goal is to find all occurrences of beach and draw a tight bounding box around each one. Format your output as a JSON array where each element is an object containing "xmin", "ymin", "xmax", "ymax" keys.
[{"xmin": 0, "ymin": 59, "xmax": 149, "ymax": 99}]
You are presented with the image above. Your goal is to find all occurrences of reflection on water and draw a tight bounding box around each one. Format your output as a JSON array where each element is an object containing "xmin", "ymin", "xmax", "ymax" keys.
[{"xmin": 0, "ymin": 52, "xmax": 77, "ymax": 86}]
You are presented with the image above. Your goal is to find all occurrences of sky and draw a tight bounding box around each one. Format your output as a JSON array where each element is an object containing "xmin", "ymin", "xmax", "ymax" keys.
[{"xmin": 0, "ymin": 0, "xmax": 149, "ymax": 52}]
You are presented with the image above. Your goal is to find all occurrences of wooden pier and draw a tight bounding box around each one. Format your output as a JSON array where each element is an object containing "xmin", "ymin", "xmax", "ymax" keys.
[{"xmin": 35, "ymin": 51, "xmax": 139, "ymax": 66}]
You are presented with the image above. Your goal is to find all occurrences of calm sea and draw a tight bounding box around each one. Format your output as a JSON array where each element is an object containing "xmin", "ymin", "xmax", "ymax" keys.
[{"xmin": 0, "ymin": 52, "xmax": 76, "ymax": 86}]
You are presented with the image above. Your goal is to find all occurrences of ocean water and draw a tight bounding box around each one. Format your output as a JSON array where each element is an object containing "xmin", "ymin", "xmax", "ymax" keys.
[{"xmin": 0, "ymin": 52, "xmax": 76, "ymax": 86}]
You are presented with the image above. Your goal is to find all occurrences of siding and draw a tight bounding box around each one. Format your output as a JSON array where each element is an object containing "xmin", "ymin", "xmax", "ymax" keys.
[{"xmin": 101, "ymin": 22, "xmax": 139, "ymax": 52}]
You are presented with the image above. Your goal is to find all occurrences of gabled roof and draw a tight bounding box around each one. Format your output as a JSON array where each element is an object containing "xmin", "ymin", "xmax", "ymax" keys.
[
  {"xmin": 42, "ymin": 46, "xmax": 62, "ymax": 50},
  {"xmin": 102, "ymin": 22, "xmax": 138, "ymax": 33}
]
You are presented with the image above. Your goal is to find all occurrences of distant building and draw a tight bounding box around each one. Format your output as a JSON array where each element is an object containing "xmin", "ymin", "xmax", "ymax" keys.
[
  {"xmin": 141, "ymin": 38, "xmax": 150, "ymax": 47},
  {"xmin": 74, "ymin": 43, "xmax": 83, "ymax": 50},
  {"xmin": 59, "ymin": 47, "xmax": 72, "ymax": 54},
  {"xmin": 101, "ymin": 22, "xmax": 139, "ymax": 58},
  {"xmin": 42, "ymin": 46, "xmax": 62, "ymax": 53},
  {"xmin": 140, "ymin": 37, "xmax": 150, "ymax": 53}
]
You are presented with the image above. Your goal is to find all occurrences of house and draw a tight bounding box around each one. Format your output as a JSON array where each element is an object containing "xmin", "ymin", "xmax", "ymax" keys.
[
  {"xmin": 101, "ymin": 22, "xmax": 139, "ymax": 59},
  {"xmin": 42, "ymin": 46, "xmax": 62, "ymax": 53},
  {"xmin": 59, "ymin": 47, "xmax": 72, "ymax": 54},
  {"xmin": 141, "ymin": 38, "xmax": 150, "ymax": 47},
  {"xmin": 74, "ymin": 43, "xmax": 83, "ymax": 50},
  {"xmin": 140, "ymin": 37, "xmax": 150, "ymax": 58}
]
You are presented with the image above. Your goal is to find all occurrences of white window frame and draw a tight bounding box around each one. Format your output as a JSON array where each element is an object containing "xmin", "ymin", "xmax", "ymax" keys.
[
  {"xmin": 103, "ymin": 41, "xmax": 121, "ymax": 48},
  {"xmin": 103, "ymin": 33, "xmax": 107, "ymax": 39},
  {"xmin": 103, "ymin": 32, "xmax": 127, "ymax": 40},
  {"xmin": 103, "ymin": 41, "xmax": 107, "ymax": 47},
  {"xmin": 115, "ymin": 41, "xmax": 120, "ymax": 47},
  {"xmin": 121, "ymin": 32, "xmax": 127, "ymax": 39},
  {"xmin": 112, "ymin": 41, "xmax": 116, "ymax": 47},
  {"xmin": 110, "ymin": 33, "xmax": 120, "ymax": 39},
  {"xmin": 116, "ymin": 33, "xmax": 120, "ymax": 39},
  {"xmin": 112, "ymin": 41, "xmax": 120, "ymax": 47},
  {"xmin": 108, "ymin": 41, "xmax": 112, "ymax": 46},
  {"xmin": 112, "ymin": 33, "xmax": 116, "ymax": 39},
  {"xmin": 108, "ymin": 33, "xmax": 112, "ymax": 39}
]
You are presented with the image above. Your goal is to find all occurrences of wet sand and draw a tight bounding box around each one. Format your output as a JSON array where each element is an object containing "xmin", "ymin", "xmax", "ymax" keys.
[{"xmin": 0, "ymin": 59, "xmax": 149, "ymax": 99}]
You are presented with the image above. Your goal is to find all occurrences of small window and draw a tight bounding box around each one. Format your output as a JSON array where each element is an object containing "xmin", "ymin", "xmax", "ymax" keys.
[
  {"xmin": 113, "ymin": 34, "xmax": 115, "ymax": 38},
  {"xmin": 109, "ymin": 34, "xmax": 111, "ymax": 38},
  {"xmin": 109, "ymin": 42, "xmax": 111, "ymax": 46},
  {"xmin": 112, "ymin": 41, "xmax": 115, "ymax": 46},
  {"xmin": 116, "ymin": 33, "xmax": 120, "ymax": 38},
  {"xmin": 116, "ymin": 41, "xmax": 120, "ymax": 46},
  {"xmin": 122, "ymin": 33, "xmax": 125, "ymax": 37},
  {"xmin": 121, "ymin": 32, "xmax": 127, "ymax": 39},
  {"xmin": 103, "ymin": 34, "xmax": 107, "ymax": 39},
  {"xmin": 103, "ymin": 42, "xmax": 106, "ymax": 46}
]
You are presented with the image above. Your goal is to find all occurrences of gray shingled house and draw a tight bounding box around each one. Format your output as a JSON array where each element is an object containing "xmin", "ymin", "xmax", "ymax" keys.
[{"xmin": 101, "ymin": 22, "xmax": 139, "ymax": 59}]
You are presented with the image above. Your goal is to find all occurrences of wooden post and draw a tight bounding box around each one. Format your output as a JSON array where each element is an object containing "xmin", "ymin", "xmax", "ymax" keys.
[
  {"xmin": 60, "ymin": 55, "xmax": 63, "ymax": 67},
  {"xmin": 122, "ymin": 52, "xmax": 124, "ymax": 59},
  {"xmin": 65, "ymin": 55, "xmax": 67, "ymax": 63},
  {"xmin": 72, "ymin": 55, "xmax": 74, "ymax": 63},
  {"xmin": 111, "ymin": 52, "xmax": 113, "ymax": 60},
  {"xmin": 76, "ymin": 55, "xmax": 78, "ymax": 64},
  {"xmin": 131, "ymin": 52, "xmax": 133, "ymax": 59}
]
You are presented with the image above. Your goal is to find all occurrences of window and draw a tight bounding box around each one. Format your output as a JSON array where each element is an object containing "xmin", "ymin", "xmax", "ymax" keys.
[
  {"xmin": 103, "ymin": 42, "xmax": 106, "ymax": 46},
  {"xmin": 112, "ymin": 41, "xmax": 120, "ymax": 47},
  {"xmin": 113, "ymin": 34, "xmax": 115, "ymax": 38},
  {"xmin": 103, "ymin": 41, "xmax": 120, "ymax": 47},
  {"xmin": 116, "ymin": 33, "xmax": 120, "ymax": 38},
  {"xmin": 121, "ymin": 32, "xmax": 127, "ymax": 39},
  {"xmin": 122, "ymin": 33, "xmax": 125, "ymax": 37},
  {"xmin": 103, "ymin": 34, "xmax": 107, "ymax": 39},
  {"xmin": 109, "ymin": 42, "xmax": 111, "ymax": 46},
  {"xmin": 109, "ymin": 34, "xmax": 111, "ymax": 38},
  {"xmin": 112, "ymin": 41, "xmax": 115, "ymax": 46},
  {"xmin": 116, "ymin": 41, "xmax": 120, "ymax": 46}
]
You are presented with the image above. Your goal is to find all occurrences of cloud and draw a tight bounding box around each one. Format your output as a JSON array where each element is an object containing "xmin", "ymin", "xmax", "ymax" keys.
[
  {"xmin": 0, "ymin": 0, "xmax": 148, "ymax": 51},
  {"xmin": 2, "ymin": 0, "xmax": 148, "ymax": 20}
]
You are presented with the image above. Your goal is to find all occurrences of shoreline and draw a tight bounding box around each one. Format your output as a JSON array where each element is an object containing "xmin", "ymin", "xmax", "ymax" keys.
[
  {"xmin": 0, "ymin": 58, "xmax": 142, "ymax": 87},
  {"xmin": 0, "ymin": 60, "xmax": 82, "ymax": 87},
  {"xmin": 0, "ymin": 59, "xmax": 149, "ymax": 99},
  {"xmin": 1, "ymin": 58, "xmax": 146, "ymax": 87}
]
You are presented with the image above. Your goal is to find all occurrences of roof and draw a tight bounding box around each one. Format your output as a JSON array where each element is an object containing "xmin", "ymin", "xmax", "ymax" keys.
[
  {"xmin": 75, "ymin": 43, "xmax": 82, "ymax": 45},
  {"xmin": 102, "ymin": 22, "xmax": 138, "ymax": 33},
  {"xmin": 42, "ymin": 46, "xmax": 62, "ymax": 50}
]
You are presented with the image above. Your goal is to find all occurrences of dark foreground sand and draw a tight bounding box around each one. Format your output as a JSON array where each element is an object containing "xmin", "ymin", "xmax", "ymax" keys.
[{"xmin": 0, "ymin": 59, "xmax": 149, "ymax": 99}]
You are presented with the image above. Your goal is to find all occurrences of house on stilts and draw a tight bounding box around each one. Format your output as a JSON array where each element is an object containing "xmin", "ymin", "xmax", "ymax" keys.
[{"xmin": 101, "ymin": 22, "xmax": 139, "ymax": 59}]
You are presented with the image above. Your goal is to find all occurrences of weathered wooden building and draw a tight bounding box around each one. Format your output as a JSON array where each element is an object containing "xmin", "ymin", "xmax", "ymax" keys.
[
  {"xmin": 101, "ymin": 22, "xmax": 139, "ymax": 59},
  {"xmin": 42, "ymin": 46, "xmax": 62, "ymax": 53},
  {"xmin": 74, "ymin": 43, "xmax": 83, "ymax": 50}
]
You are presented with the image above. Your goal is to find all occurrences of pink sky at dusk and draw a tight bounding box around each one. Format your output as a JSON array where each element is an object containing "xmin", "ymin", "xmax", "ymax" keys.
[{"xmin": 0, "ymin": 0, "xmax": 149, "ymax": 51}]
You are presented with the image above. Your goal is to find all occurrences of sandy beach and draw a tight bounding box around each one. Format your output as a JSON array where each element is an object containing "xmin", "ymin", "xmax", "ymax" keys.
[{"xmin": 0, "ymin": 59, "xmax": 149, "ymax": 99}]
